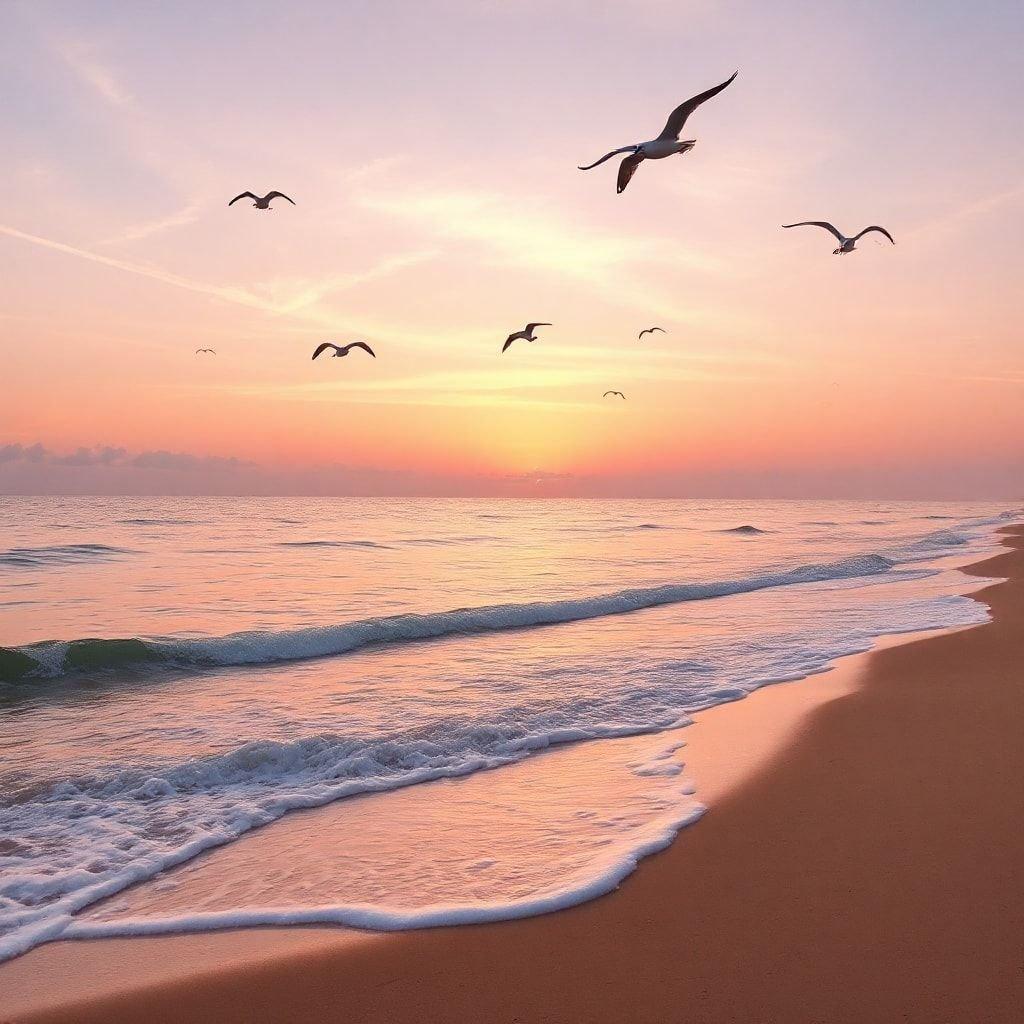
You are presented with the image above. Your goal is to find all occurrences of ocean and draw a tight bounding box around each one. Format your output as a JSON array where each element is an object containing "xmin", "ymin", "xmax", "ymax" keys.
[{"xmin": 0, "ymin": 497, "xmax": 1016, "ymax": 961}]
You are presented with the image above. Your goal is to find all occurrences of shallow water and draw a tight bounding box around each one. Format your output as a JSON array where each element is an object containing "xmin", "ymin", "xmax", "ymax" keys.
[{"xmin": 0, "ymin": 497, "xmax": 1016, "ymax": 960}]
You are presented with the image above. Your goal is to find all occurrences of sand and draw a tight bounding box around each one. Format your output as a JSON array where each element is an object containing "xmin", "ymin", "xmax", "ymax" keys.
[{"xmin": 4, "ymin": 528, "xmax": 1023, "ymax": 1024}]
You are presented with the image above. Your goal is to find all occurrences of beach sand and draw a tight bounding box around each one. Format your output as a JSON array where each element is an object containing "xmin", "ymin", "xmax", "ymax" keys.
[{"xmin": 4, "ymin": 527, "xmax": 1023, "ymax": 1023}]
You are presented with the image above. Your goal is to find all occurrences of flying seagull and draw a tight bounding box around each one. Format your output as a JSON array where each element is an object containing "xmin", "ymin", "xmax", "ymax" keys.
[
  {"xmin": 781, "ymin": 222, "xmax": 895, "ymax": 255},
  {"xmin": 312, "ymin": 341, "xmax": 376, "ymax": 360},
  {"xmin": 195, "ymin": 348, "xmax": 216, "ymax": 354},
  {"xmin": 502, "ymin": 322, "xmax": 551, "ymax": 353},
  {"xmin": 228, "ymin": 191, "xmax": 295, "ymax": 210},
  {"xmin": 578, "ymin": 72, "xmax": 737, "ymax": 194},
  {"xmin": 638, "ymin": 327, "xmax": 666, "ymax": 340},
  {"xmin": 603, "ymin": 391, "xmax": 626, "ymax": 399}
]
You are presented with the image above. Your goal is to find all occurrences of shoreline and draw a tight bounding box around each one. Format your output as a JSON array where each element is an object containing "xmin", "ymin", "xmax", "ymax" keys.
[{"xmin": 4, "ymin": 527, "xmax": 1023, "ymax": 1023}]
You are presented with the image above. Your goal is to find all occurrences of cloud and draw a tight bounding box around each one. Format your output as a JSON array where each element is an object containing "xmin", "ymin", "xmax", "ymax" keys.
[
  {"xmin": 0, "ymin": 443, "xmax": 251, "ymax": 472},
  {"xmin": 908, "ymin": 182, "xmax": 1024, "ymax": 242},
  {"xmin": 0, "ymin": 223, "xmax": 434, "ymax": 322},
  {"xmin": 130, "ymin": 450, "xmax": 253, "ymax": 471},
  {"xmin": 354, "ymin": 185, "xmax": 735, "ymax": 327},
  {"xmin": 55, "ymin": 40, "xmax": 134, "ymax": 108},
  {"xmin": 99, "ymin": 204, "xmax": 203, "ymax": 245},
  {"xmin": 0, "ymin": 443, "xmax": 48, "ymax": 464},
  {"xmin": 53, "ymin": 445, "xmax": 127, "ymax": 466}
]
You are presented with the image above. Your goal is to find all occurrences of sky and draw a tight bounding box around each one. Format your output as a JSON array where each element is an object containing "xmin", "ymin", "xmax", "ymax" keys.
[{"xmin": 1, "ymin": 0, "xmax": 1022, "ymax": 498}]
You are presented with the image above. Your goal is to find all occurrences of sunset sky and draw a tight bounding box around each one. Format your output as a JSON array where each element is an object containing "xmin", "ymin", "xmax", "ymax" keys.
[{"xmin": 2, "ymin": 0, "xmax": 1022, "ymax": 497}]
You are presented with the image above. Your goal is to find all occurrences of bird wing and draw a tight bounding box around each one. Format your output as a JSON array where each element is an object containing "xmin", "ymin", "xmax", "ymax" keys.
[
  {"xmin": 638, "ymin": 327, "xmax": 665, "ymax": 338},
  {"xmin": 345, "ymin": 341, "xmax": 376, "ymax": 357},
  {"xmin": 782, "ymin": 221, "xmax": 846, "ymax": 242},
  {"xmin": 524, "ymin": 323, "xmax": 551, "ymax": 333},
  {"xmin": 853, "ymin": 225, "xmax": 895, "ymax": 245},
  {"xmin": 228, "ymin": 192, "xmax": 257, "ymax": 206},
  {"xmin": 265, "ymin": 191, "xmax": 296, "ymax": 205},
  {"xmin": 502, "ymin": 334, "xmax": 519, "ymax": 353},
  {"xmin": 657, "ymin": 71, "xmax": 738, "ymax": 141},
  {"xmin": 617, "ymin": 153, "xmax": 644, "ymax": 194},
  {"xmin": 312, "ymin": 342, "xmax": 338, "ymax": 360},
  {"xmin": 578, "ymin": 145, "xmax": 638, "ymax": 171}
]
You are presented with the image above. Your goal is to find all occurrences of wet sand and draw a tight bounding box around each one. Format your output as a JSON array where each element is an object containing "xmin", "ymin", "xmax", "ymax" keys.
[{"xmin": 4, "ymin": 528, "xmax": 1023, "ymax": 1023}]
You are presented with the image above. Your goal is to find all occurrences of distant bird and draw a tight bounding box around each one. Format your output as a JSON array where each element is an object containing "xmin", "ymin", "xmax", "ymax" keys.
[
  {"xmin": 502, "ymin": 322, "xmax": 551, "ymax": 353},
  {"xmin": 603, "ymin": 391, "xmax": 626, "ymax": 399},
  {"xmin": 578, "ymin": 72, "xmax": 737, "ymax": 194},
  {"xmin": 782, "ymin": 221, "xmax": 895, "ymax": 255},
  {"xmin": 638, "ymin": 327, "xmax": 665, "ymax": 340},
  {"xmin": 228, "ymin": 191, "xmax": 295, "ymax": 210},
  {"xmin": 312, "ymin": 341, "xmax": 376, "ymax": 360},
  {"xmin": 195, "ymin": 348, "xmax": 216, "ymax": 355}
]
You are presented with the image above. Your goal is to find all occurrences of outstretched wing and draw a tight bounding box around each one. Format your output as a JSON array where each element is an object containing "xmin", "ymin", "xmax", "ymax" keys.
[
  {"xmin": 617, "ymin": 153, "xmax": 644, "ymax": 194},
  {"xmin": 853, "ymin": 225, "xmax": 895, "ymax": 245},
  {"xmin": 346, "ymin": 341, "xmax": 376, "ymax": 357},
  {"xmin": 782, "ymin": 221, "xmax": 845, "ymax": 242},
  {"xmin": 312, "ymin": 342, "xmax": 338, "ymax": 360},
  {"xmin": 578, "ymin": 145, "xmax": 638, "ymax": 171},
  {"xmin": 228, "ymin": 192, "xmax": 257, "ymax": 206},
  {"xmin": 638, "ymin": 327, "xmax": 665, "ymax": 338},
  {"xmin": 502, "ymin": 334, "xmax": 518, "ymax": 353},
  {"xmin": 525, "ymin": 323, "xmax": 551, "ymax": 333},
  {"xmin": 657, "ymin": 71, "xmax": 738, "ymax": 141},
  {"xmin": 265, "ymin": 191, "xmax": 296, "ymax": 205}
]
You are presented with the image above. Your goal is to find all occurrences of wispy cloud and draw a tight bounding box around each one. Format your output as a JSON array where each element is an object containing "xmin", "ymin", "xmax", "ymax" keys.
[
  {"xmin": 99, "ymin": 203, "xmax": 203, "ymax": 245},
  {"xmin": 908, "ymin": 182, "xmax": 1024, "ymax": 242},
  {"xmin": 55, "ymin": 40, "xmax": 134, "ymax": 108},
  {"xmin": 0, "ymin": 223, "xmax": 435, "ymax": 320},
  {"xmin": 354, "ymin": 185, "xmax": 739, "ymax": 327}
]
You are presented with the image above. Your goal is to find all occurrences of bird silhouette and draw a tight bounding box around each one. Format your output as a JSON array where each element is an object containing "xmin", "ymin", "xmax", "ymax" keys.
[
  {"xmin": 603, "ymin": 391, "xmax": 626, "ymax": 400},
  {"xmin": 502, "ymin": 323, "xmax": 551, "ymax": 353},
  {"xmin": 578, "ymin": 72, "xmax": 737, "ymax": 193},
  {"xmin": 228, "ymin": 191, "xmax": 295, "ymax": 210},
  {"xmin": 638, "ymin": 327, "xmax": 666, "ymax": 340},
  {"xmin": 195, "ymin": 348, "xmax": 216, "ymax": 355},
  {"xmin": 312, "ymin": 341, "xmax": 376, "ymax": 360},
  {"xmin": 782, "ymin": 221, "xmax": 894, "ymax": 255}
]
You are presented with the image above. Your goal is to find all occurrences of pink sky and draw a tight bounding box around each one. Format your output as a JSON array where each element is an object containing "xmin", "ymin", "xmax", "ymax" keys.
[{"xmin": 1, "ymin": 0, "xmax": 1022, "ymax": 497}]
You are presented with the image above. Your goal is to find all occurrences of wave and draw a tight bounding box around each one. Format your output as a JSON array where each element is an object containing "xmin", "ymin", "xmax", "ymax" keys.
[
  {"xmin": 278, "ymin": 540, "xmax": 393, "ymax": 550},
  {"xmin": 0, "ymin": 553, "xmax": 896, "ymax": 683},
  {"xmin": 0, "ymin": 544, "xmax": 133, "ymax": 569},
  {"xmin": 718, "ymin": 525, "xmax": 768, "ymax": 535},
  {"xmin": 400, "ymin": 535, "xmax": 501, "ymax": 546},
  {"xmin": 116, "ymin": 518, "xmax": 200, "ymax": 526}
]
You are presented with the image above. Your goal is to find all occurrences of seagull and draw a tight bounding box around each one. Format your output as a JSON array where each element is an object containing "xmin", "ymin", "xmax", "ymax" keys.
[
  {"xmin": 311, "ymin": 341, "xmax": 376, "ymax": 360},
  {"xmin": 781, "ymin": 221, "xmax": 895, "ymax": 255},
  {"xmin": 228, "ymin": 191, "xmax": 295, "ymax": 210},
  {"xmin": 603, "ymin": 391, "xmax": 626, "ymax": 399},
  {"xmin": 502, "ymin": 322, "xmax": 551, "ymax": 353},
  {"xmin": 638, "ymin": 327, "xmax": 666, "ymax": 340},
  {"xmin": 195, "ymin": 348, "xmax": 216, "ymax": 355},
  {"xmin": 578, "ymin": 72, "xmax": 737, "ymax": 194}
]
